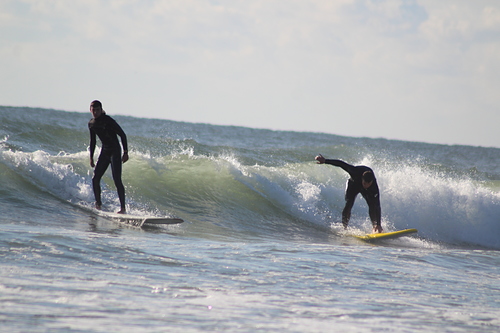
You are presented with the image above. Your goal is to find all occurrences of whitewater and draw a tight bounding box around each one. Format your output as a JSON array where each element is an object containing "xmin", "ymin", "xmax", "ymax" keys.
[{"xmin": 0, "ymin": 106, "xmax": 499, "ymax": 332}]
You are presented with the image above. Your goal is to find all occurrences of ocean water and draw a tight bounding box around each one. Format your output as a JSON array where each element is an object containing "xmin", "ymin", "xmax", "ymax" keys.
[{"xmin": 0, "ymin": 106, "xmax": 499, "ymax": 332}]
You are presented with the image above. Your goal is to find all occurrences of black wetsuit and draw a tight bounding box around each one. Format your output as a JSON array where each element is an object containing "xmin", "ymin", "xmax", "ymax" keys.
[
  {"xmin": 88, "ymin": 114, "xmax": 128, "ymax": 210},
  {"xmin": 324, "ymin": 159, "xmax": 381, "ymax": 228}
]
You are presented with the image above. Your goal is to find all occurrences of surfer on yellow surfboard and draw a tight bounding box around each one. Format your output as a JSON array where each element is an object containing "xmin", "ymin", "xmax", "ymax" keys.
[{"xmin": 315, "ymin": 154, "xmax": 383, "ymax": 234}]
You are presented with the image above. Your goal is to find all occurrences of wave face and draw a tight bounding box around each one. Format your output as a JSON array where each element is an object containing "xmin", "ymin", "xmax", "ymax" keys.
[{"xmin": 1, "ymin": 106, "xmax": 499, "ymax": 249}]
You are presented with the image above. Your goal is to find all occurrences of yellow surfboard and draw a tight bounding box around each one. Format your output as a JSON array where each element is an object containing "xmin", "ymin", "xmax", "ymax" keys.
[{"xmin": 353, "ymin": 228, "xmax": 418, "ymax": 241}]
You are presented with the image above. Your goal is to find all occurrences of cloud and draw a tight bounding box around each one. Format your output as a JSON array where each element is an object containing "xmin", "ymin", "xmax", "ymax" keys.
[{"xmin": 1, "ymin": 0, "xmax": 500, "ymax": 147}]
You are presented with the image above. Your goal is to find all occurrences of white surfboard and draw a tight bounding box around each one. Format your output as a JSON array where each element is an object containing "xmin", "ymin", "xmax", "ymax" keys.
[{"xmin": 96, "ymin": 211, "xmax": 183, "ymax": 227}]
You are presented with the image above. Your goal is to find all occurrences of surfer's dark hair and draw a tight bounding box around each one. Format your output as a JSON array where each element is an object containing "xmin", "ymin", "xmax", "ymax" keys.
[
  {"xmin": 91, "ymin": 100, "xmax": 102, "ymax": 108},
  {"xmin": 362, "ymin": 171, "xmax": 374, "ymax": 183}
]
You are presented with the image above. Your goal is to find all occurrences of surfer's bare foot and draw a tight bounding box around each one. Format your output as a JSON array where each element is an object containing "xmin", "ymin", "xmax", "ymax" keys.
[
  {"xmin": 373, "ymin": 225, "xmax": 383, "ymax": 233},
  {"xmin": 95, "ymin": 203, "xmax": 102, "ymax": 210},
  {"xmin": 116, "ymin": 209, "xmax": 126, "ymax": 214}
]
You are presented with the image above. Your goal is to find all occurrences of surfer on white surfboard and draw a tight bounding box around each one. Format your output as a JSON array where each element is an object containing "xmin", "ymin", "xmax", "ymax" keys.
[
  {"xmin": 315, "ymin": 154, "xmax": 383, "ymax": 233},
  {"xmin": 88, "ymin": 100, "xmax": 129, "ymax": 214}
]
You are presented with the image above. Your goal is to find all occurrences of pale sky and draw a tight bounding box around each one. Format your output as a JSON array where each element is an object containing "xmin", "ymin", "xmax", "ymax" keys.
[{"xmin": 1, "ymin": 0, "xmax": 499, "ymax": 148}]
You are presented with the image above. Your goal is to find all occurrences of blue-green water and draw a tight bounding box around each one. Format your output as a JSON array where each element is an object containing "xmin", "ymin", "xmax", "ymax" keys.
[{"xmin": 1, "ymin": 106, "xmax": 499, "ymax": 332}]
